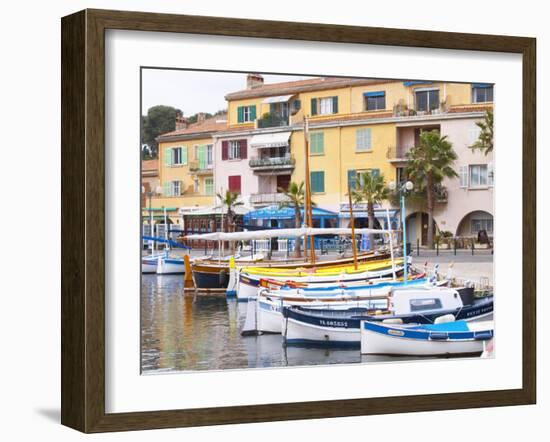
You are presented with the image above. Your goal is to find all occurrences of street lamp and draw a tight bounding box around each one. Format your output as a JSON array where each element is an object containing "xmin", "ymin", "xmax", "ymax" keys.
[{"xmin": 389, "ymin": 180, "xmax": 414, "ymax": 282}]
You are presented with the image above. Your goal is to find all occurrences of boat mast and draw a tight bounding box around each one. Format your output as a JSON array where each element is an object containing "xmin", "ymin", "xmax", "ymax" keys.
[
  {"xmin": 347, "ymin": 183, "xmax": 358, "ymax": 270},
  {"xmin": 304, "ymin": 116, "xmax": 315, "ymax": 264},
  {"xmin": 386, "ymin": 208, "xmax": 396, "ymax": 280}
]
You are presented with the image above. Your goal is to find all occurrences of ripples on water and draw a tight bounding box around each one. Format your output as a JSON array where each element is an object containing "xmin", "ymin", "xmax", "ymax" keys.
[{"xmin": 141, "ymin": 275, "xmax": 444, "ymax": 373}]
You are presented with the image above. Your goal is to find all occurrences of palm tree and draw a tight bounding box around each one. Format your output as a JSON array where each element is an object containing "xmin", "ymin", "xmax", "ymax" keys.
[
  {"xmin": 351, "ymin": 171, "xmax": 390, "ymax": 248},
  {"xmin": 470, "ymin": 110, "xmax": 493, "ymax": 155},
  {"xmin": 406, "ymin": 130, "xmax": 458, "ymax": 249},
  {"xmin": 216, "ymin": 190, "xmax": 243, "ymax": 232},
  {"xmin": 278, "ymin": 181, "xmax": 310, "ymax": 258}
]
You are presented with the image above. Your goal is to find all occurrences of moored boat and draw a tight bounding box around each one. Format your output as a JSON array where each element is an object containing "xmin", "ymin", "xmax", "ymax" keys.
[
  {"xmin": 360, "ymin": 320, "xmax": 494, "ymax": 356},
  {"xmin": 282, "ymin": 287, "xmax": 493, "ymax": 347}
]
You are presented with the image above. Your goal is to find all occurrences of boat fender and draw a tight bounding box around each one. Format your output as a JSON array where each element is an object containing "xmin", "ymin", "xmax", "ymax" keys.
[
  {"xmin": 382, "ymin": 318, "xmax": 403, "ymax": 325},
  {"xmin": 434, "ymin": 314, "xmax": 456, "ymax": 324}
]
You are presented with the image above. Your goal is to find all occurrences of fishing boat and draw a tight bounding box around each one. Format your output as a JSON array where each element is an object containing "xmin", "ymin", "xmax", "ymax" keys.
[
  {"xmin": 241, "ymin": 277, "xmax": 436, "ymax": 335},
  {"xmin": 360, "ymin": 320, "xmax": 494, "ymax": 356},
  {"xmin": 141, "ymin": 254, "xmax": 161, "ymax": 274},
  {"xmin": 236, "ymin": 256, "xmax": 408, "ymax": 301},
  {"xmin": 282, "ymin": 287, "xmax": 493, "ymax": 347}
]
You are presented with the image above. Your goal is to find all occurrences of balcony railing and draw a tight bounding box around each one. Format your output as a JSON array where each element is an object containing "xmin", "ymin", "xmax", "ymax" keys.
[
  {"xmin": 257, "ymin": 113, "xmax": 289, "ymax": 129},
  {"xmin": 189, "ymin": 160, "xmax": 213, "ymax": 174},
  {"xmin": 434, "ymin": 184, "xmax": 448, "ymax": 203},
  {"xmin": 386, "ymin": 146, "xmax": 409, "ymax": 161},
  {"xmin": 250, "ymin": 192, "xmax": 290, "ymax": 205},
  {"xmin": 249, "ymin": 155, "xmax": 295, "ymax": 170}
]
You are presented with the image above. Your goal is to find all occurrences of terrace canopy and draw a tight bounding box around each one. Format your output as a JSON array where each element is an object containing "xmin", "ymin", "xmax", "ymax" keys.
[{"xmin": 243, "ymin": 205, "xmax": 338, "ymax": 228}]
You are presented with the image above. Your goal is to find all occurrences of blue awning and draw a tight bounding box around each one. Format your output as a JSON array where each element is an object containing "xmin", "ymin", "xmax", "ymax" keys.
[
  {"xmin": 472, "ymin": 83, "xmax": 493, "ymax": 88},
  {"xmin": 243, "ymin": 205, "xmax": 338, "ymax": 222},
  {"xmin": 403, "ymin": 80, "xmax": 433, "ymax": 87},
  {"xmin": 364, "ymin": 91, "xmax": 385, "ymax": 97}
]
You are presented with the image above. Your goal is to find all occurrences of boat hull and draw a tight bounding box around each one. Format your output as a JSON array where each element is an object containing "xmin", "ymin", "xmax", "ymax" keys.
[
  {"xmin": 360, "ymin": 320, "xmax": 493, "ymax": 356},
  {"xmin": 193, "ymin": 266, "xmax": 231, "ymax": 288},
  {"xmin": 156, "ymin": 258, "xmax": 185, "ymax": 275}
]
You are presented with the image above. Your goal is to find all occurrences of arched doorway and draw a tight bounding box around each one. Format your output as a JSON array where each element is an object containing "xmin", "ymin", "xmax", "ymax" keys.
[
  {"xmin": 405, "ymin": 212, "xmax": 438, "ymax": 246},
  {"xmin": 456, "ymin": 210, "xmax": 493, "ymax": 238}
]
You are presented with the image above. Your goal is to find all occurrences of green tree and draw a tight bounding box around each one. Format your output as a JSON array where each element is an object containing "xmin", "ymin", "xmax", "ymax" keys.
[
  {"xmin": 351, "ymin": 171, "xmax": 390, "ymax": 248},
  {"xmin": 470, "ymin": 109, "xmax": 493, "ymax": 155},
  {"xmin": 277, "ymin": 181, "xmax": 311, "ymax": 258},
  {"xmin": 406, "ymin": 130, "xmax": 458, "ymax": 249},
  {"xmin": 141, "ymin": 105, "xmax": 182, "ymax": 157},
  {"xmin": 216, "ymin": 190, "xmax": 243, "ymax": 232}
]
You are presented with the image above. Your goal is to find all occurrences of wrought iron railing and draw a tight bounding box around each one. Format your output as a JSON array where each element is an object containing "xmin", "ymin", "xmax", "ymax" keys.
[
  {"xmin": 249, "ymin": 156, "xmax": 295, "ymax": 168},
  {"xmin": 249, "ymin": 193, "xmax": 290, "ymax": 204},
  {"xmin": 257, "ymin": 113, "xmax": 289, "ymax": 129}
]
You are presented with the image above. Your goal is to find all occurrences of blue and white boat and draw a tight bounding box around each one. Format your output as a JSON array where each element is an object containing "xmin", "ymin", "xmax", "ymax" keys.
[
  {"xmin": 360, "ymin": 320, "xmax": 494, "ymax": 356},
  {"xmin": 141, "ymin": 254, "xmax": 162, "ymax": 273},
  {"xmin": 282, "ymin": 287, "xmax": 493, "ymax": 347}
]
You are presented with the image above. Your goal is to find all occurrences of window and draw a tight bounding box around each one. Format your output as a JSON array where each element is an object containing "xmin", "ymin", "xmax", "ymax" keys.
[
  {"xmin": 310, "ymin": 132, "xmax": 324, "ymax": 155},
  {"xmin": 396, "ymin": 167, "xmax": 407, "ymax": 186},
  {"xmin": 469, "ymin": 164, "xmax": 489, "ymax": 187},
  {"xmin": 356, "ymin": 128, "xmax": 372, "ymax": 151},
  {"xmin": 415, "ymin": 89, "xmax": 440, "ymax": 112},
  {"xmin": 229, "ymin": 140, "xmax": 241, "ymax": 159},
  {"xmin": 310, "ymin": 171, "xmax": 325, "ymax": 193},
  {"xmin": 205, "ymin": 177, "xmax": 214, "ymax": 195},
  {"xmin": 172, "ymin": 147, "xmax": 187, "ymax": 165},
  {"xmin": 410, "ymin": 298, "xmax": 443, "ymax": 312},
  {"xmin": 193, "ymin": 178, "xmax": 199, "ymax": 193},
  {"xmin": 365, "ymin": 92, "xmax": 386, "ymax": 111},
  {"xmin": 471, "ymin": 218, "xmax": 493, "ymax": 234},
  {"xmin": 459, "ymin": 166, "xmax": 469, "ymax": 188},
  {"xmin": 228, "ymin": 175, "xmax": 241, "ymax": 194},
  {"xmin": 311, "ymin": 96, "xmax": 338, "ymax": 115},
  {"xmin": 347, "ymin": 170, "xmax": 357, "ymax": 190},
  {"xmin": 171, "ymin": 180, "xmax": 181, "ymax": 196},
  {"xmin": 472, "ymin": 85, "xmax": 494, "ymax": 103},
  {"xmin": 237, "ymin": 105, "xmax": 256, "ymax": 123}
]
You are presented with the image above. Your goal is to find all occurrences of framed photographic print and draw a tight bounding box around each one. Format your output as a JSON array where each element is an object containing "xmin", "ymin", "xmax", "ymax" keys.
[{"xmin": 61, "ymin": 9, "xmax": 536, "ymax": 433}]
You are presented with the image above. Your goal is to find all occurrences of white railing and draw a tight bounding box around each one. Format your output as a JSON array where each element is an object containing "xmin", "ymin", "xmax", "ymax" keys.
[
  {"xmin": 250, "ymin": 193, "xmax": 290, "ymax": 204},
  {"xmin": 253, "ymin": 239, "xmax": 271, "ymax": 252}
]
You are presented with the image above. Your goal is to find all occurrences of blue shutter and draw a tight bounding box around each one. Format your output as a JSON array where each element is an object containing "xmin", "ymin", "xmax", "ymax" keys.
[
  {"xmin": 311, "ymin": 171, "xmax": 324, "ymax": 193},
  {"xmin": 347, "ymin": 170, "xmax": 357, "ymax": 190},
  {"xmin": 237, "ymin": 106, "xmax": 244, "ymax": 123},
  {"xmin": 250, "ymin": 105, "xmax": 257, "ymax": 121}
]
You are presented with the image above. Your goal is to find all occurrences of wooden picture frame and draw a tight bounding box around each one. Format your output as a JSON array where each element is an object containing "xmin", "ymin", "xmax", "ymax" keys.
[{"xmin": 61, "ymin": 8, "xmax": 536, "ymax": 433}]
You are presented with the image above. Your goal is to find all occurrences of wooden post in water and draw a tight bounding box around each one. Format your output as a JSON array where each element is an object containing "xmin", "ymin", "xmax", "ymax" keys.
[
  {"xmin": 183, "ymin": 254, "xmax": 195, "ymax": 289},
  {"xmin": 347, "ymin": 184, "xmax": 358, "ymax": 270}
]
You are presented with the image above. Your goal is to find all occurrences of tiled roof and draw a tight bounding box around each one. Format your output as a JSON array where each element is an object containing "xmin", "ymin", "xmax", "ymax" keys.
[
  {"xmin": 142, "ymin": 159, "xmax": 158, "ymax": 171},
  {"xmin": 448, "ymin": 105, "xmax": 493, "ymax": 114},
  {"xmin": 157, "ymin": 114, "xmax": 228, "ymax": 140},
  {"xmin": 225, "ymin": 77, "xmax": 399, "ymax": 100}
]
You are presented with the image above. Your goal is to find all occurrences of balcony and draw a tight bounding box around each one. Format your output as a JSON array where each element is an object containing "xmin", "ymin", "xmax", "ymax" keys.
[
  {"xmin": 249, "ymin": 155, "xmax": 295, "ymax": 173},
  {"xmin": 250, "ymin": 192, "xmax": 290, "ymax": 205},
  {"xmin": 386, "ymin": 146, "xmax": 409, "ymax": 162},
  {"xmin": 256, "ymin": 113, "xmax": 289, "ymax": 129},
  {"xmin": 188, "ymin": 160, "xmax": 213, "ymax": 175},
  {"xmin": 434, "ymin": 184, "xmax": 448, "ymax": 203}
]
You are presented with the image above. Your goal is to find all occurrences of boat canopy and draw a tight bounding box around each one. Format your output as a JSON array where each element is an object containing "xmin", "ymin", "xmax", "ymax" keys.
[
  {"xmin": 243, "ymin": 205, "xmax": 337, "ymax": 222},
  {"xmin": 184, "ymin": 227, "xmax": 393, "ymax": 241}
]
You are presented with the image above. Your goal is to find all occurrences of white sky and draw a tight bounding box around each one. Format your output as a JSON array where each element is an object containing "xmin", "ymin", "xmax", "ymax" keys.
[{"xmin": 141, "ymin": 69, "xmax": 317, "ymax": 116}]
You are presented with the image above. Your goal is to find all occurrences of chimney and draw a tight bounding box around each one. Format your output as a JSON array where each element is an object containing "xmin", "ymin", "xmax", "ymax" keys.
[
  {"xmin": 246, "ymin": 73, "xmax": 264, "ymax": 89},
  {"xmin": 197, "ymin": 112, "xmax": 206, "ymax": 123},
  {"xmin": 175, "ymin": 115, "xmax": 188, "ymax": 130}
]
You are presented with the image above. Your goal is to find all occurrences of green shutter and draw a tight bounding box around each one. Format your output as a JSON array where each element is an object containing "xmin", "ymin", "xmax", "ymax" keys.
[
  {"xmin": 311, "ymin": 171, "xmax": 324, "ymax": 193},
  {"xmin": 332, "ymin": 96, "xmax": 339, "ymax": 114},
  {"xmin": 181, "ymin": 146, "xmax": 188, "ymax": 165},
  {"xmin": 250, "ymin": 105, "xmax": 257, "ymax": 121},
  {"xmin": 237, "ymin": 106, "xmax": 244, "ymax": 123},
  {"xmin": 164, "ymin": 148, "xmax": 172, "ymax": 167},
  {"xmin": 311, "ymin": 98, "xmax": 317, "ymax": 116},
  {"xmin": 347, "ymin": 170, "xmax": 357, "ymax": 189},
  {"xmin": 163, "ymin": 182, "xmax": 171, "ymax": 197},
  {"xmin": 310, "ymin": 132, "xmax": 324, "ymax": 155},
  {"xmin": 198, "ymin": 145, "xmax": 206, "ymax": 169}
]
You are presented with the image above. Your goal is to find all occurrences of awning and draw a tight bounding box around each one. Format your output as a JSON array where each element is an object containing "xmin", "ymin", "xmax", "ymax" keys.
[
  {"xmin": 250, "ymin": 131, "xmax": 291, "ymax": 149},
  {"xmin": 364, "ymin": 91, "xmax": 385, "ymax": 97},
  {"xmin": 243, "ymin": 205, "xmax": 338, "ymax": 222},
  {"xmin": 472, "ymin": 83, "xmax": 493, "ymax": 88},
  {"xmin": 262, "ymin": 94, "xmax": 294, "ymax": 104},
  {"xmin": 403, "ymin": 80, "xmax": 433, "ymax": 87}
]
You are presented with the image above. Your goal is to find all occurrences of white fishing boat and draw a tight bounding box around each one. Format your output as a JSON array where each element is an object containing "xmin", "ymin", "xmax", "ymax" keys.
[
  {"xmin": 141, "ymin": 254, "xmax": 161, "ymax": 273},
  {"xmin": 241, "ymin": 277, "xmax": 436, "ymax": 335},
  {"xmin": 360, "ymin": 319, "xmax": 494, "ymax": 356},
  {"xmin": 282, "ymin": 287, "xmax": 494, "ymax": 347}
]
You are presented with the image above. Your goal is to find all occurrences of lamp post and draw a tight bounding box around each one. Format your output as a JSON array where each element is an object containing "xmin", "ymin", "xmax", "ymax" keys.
[{"xmin": 389, "ymin": 180, "xmax": 414, "ymax": 282}]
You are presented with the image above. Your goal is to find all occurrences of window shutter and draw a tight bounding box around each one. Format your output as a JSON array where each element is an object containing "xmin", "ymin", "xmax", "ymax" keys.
[
  {"xmin": 332, "ymin": 96, "xmax": 339, "ymax": 114},
  {"xmin": 347, "ymin": 170, "xmax": 357, "ymax": 189},
  {"xmin": 237, "ymin": 106, "xmax": 244, "ymax": 123},
  {"xmin": 459, "ymin": 166, "xmax": 468, "ymax": 188},
  {"xmin": 293, "ymin": 99, "xmax": 301, "ymax": 112},
  {"xmin": 222, "ymin": 141, "xmax": 228, "ymax": 160},
  {"xmin": 240, "ymin": 139, "xmax": 248, "ymax": 159},
  {"xmin": 182, "ymin": 146, "xmax": 188, "ymax": 165},
  {"xmin": 228, "ymin": 176, "xmax": 241, "ymax": 193},
  {"xmin": 487, "ymin": 162, "xmax": 494, "ymax": 186},
  {"xmin": 310, "ymin": 98, "xmax": 317, "ymax": 116},
  {"xmin": 163, "ymin": 182, "xmax": 171, "ymax": 197},
  {"xmin": 311, "ymin": 171, "xmax": 324, "ymax": 193},
  {"xmin": 197, "ymin": 145, "xmax": 205, "ymax": 169},
  {"xmin": 250, "ymin": 105, "xmax": 257, "ymax": 121},
  {"xmin": 164, "ymin": 148, "xmax": 172, "ymax": 167}
]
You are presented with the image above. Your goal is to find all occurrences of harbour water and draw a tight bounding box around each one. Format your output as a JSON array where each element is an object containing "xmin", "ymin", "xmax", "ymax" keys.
[{"xmin": 141, "ymin": 274, "xmax": 448, "ymax": 373}]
